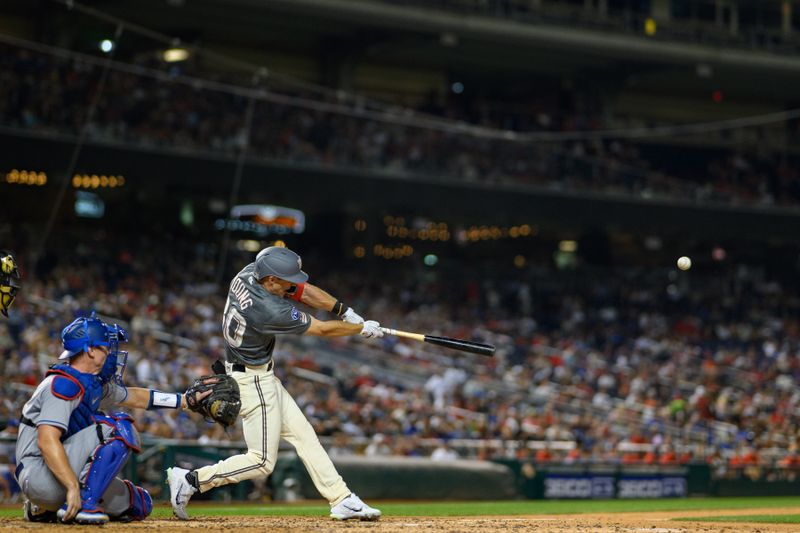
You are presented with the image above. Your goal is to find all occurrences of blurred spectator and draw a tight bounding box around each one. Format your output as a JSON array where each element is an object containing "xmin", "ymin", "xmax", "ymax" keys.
[
  {"xmin": 3, "ymin": 43, "xmax": 800, "ymax": 209},
  {"xmin": 430, "ymin": 441, "xmax": 459, "ymax": 461}
]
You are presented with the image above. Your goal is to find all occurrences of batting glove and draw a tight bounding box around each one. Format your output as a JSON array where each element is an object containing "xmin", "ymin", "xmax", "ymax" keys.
[
  {"xmin": 360, "ymin": 320, "xmax": 383, "ymax": 339},
  {"xmin": 342, "ymin": 307, "xmax": 364, "ymax": 324}
]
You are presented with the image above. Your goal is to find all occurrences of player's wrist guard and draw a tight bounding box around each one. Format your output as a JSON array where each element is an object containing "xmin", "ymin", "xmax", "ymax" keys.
[
  {"xmin": 332, "ymin": 300, "xmax": 347, "ymax": 317},
  {"xmin": 147, "ymin": 390, "xmax": 182, "ymax": 410}
]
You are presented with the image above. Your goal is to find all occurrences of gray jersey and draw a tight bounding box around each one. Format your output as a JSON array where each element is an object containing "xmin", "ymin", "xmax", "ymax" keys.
[
  {"xmin": 15, "ymin": 376, "xmax": 127, "ymax": 463},
  {"xmin": 223, "ymin": 263, "xmax": 311, "ymax": 366}
]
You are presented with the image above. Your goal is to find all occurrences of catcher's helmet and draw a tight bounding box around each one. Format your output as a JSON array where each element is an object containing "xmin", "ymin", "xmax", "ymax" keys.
[
  {"xmin": 254, "ymin": 246, "xmax": 308, "ymax": 283},
  {"xmin": 59, "ymin": 311, "xmax": 128, "ymax": 361},
  {"xmin": 0, "ymin": 250, "xmax": 21, "ymax": 318}
]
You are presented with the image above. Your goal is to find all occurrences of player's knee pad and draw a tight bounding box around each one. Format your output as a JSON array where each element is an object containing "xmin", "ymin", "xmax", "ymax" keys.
[
  {"xmin": 96, "ymin": 412, "xmax": 141, "ymax": 452},
  {"xmin": 80, "ymin": 413, "xmax": 140, "ymax": 512},
  {"xmin": 119, "ymin": 480, "xmax": 152, "ymax": 521}
]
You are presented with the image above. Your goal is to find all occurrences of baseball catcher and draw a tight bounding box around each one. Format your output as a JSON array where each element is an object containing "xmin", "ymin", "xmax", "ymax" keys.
[
  {"xmin": 0, "ymin": 250, "xmax": 21, "ymax": 317},
  {"xmin": 15, "ymin": 312, "xmax": 196, "ymax": 524}
]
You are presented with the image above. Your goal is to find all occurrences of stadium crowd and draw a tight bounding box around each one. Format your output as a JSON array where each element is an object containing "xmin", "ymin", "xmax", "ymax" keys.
[
  {"xmin": 2, "ymin": 44, "xmax": 800, "ymax": 208},
  {"xmin": 382, "ymin": 0, "xmax": 800, "ymax": 56},
  {"xmin": 2, "ymin": 233, "xmax": 800, "ymax": 492}
]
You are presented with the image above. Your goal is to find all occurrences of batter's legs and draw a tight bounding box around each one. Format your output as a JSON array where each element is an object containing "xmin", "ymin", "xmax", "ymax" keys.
[
  {"xmin": 276, "ymin": 377, "xmax": 349, "ymax": 505},
  {"xmin": 194, "ymin": 372, "xmax": 282, "ymax": 491}
]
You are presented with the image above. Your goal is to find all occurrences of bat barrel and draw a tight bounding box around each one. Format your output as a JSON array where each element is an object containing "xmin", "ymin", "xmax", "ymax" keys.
[
  {"xmin": 379, "ymin": 327, "xmax": 495, "ymax": 357},
  {"xmin": 424, "ymin": 335, "xmax": 495, "ymax": 356}
]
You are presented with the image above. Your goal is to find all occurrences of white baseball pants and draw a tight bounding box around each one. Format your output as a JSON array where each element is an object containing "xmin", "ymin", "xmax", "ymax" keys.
[{"xmin": 194, "ymin": 364, "xmax": 350, "ymax": 505}]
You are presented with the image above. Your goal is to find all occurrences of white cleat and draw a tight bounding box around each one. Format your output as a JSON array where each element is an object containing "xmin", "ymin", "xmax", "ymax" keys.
[
  {"xmin": 166, "ymin": 467, "xmax": 197, "ymax": 520},
  {"xmin": 330, "ymin": 493, "xmax": 381, "ymax": 521},
  {"xmin": 57, "ymin": 507, "xmax": 109, "ymax": 524}
]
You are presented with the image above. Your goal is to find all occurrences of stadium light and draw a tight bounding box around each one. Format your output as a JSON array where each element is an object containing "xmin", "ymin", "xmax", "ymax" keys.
[
  {"xmin": 559, "ymin": 240, "xmax": 578, "ymax": 253},
  {"xmin": 99, "ymin": 39, "xmax": 114, "ymax": 53},
  {"xmin": 238, "ymin": 240, "xmax": 261, "ymax": 252},
  {"xmin": 644, "ymin": 18, "xmax": 657, "ymax": 36},
  {"xmin": 163, "ymin": 48, "xmax": 189, "ymax": 62}
]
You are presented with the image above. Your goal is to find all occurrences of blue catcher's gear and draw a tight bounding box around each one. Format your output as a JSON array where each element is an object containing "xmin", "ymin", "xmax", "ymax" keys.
[
  {"xmin": 94, "ymin": 413, "xmax": 141, "ymax": 452},
  {"xmin": 99, "ymin": 322, "xmax": 129, "ymax": 386},
  {"xmin": 118, "ymin": 481, "xmax": 152, "ymax": 522},
  {"xmin": 46, "ymin": 365, "xmax": 103, "ymax": 440},
  {"xmin": 0, "ymin": 250, "xmax": 21, "ymax": 318},
  {"xmin": 59, "ymin": 312, "xmax": 111, "ymax": 360},
  {"xmin": 59, "ymin": 311, "xmax": 129, "ymax": 385},
  {"xmin": 62, "ymin": 413, "xmax": 141, "ymax": 522}
]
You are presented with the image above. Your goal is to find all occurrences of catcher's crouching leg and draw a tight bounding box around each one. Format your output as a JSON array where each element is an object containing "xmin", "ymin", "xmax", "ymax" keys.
[
  {"xmin": 105, "ymin": 480, "xmax": 152, "ymax": 522},
  {"xmin": 59, "ymin": 412, "xmax": 141, "ymax": 524}
]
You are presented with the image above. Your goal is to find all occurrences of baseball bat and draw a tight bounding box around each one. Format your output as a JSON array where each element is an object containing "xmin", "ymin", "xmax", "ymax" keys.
[{"xmin": 379, "ymin": 327, "xmax": 495, "ymax": 357}]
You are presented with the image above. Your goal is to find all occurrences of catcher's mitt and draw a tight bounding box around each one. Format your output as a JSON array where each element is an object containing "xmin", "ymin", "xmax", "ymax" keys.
[{"xmin": 185, "ymin": 374, "xmax": 241, "ymax": 427}]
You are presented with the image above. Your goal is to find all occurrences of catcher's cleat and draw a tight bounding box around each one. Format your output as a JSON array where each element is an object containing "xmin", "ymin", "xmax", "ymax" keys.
[
  {"xmin": 167, "ymin": 467, "xmax": 197, "ymax": 520},
  {"xmin": 330, "ymin": 493, "xmax": 381, "ymax": 521},
  {"xmin": 57, "ymin": 506, "xmax": 109, "ymax": 524},
  {"xmin": 23, "ymin": 500, "xmax": 57, "ymax": 523}
]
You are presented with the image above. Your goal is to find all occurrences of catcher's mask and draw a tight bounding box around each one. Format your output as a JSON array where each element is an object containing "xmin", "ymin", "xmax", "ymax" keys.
[
  {"xmin": 0, "ymin": 250, "xmax": 21, "ymax": 318},
  {"xmin": 60, "ymin": 311, "xmax": 129, "ymax": 384},
  {"xmin": 101, "ymin": 320, "xmax": 129, "ymax": 385}
]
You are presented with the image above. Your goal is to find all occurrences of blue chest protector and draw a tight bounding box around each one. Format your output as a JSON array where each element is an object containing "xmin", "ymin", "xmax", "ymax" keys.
[{"xmin": 47, "ymin": 364, "xmax": 105, "ymax": 440}]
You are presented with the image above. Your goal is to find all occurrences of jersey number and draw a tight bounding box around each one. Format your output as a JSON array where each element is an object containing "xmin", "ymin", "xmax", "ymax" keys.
[{"xmin": 223, "ymin": 300, "xmax": 247, "ymax": 347}]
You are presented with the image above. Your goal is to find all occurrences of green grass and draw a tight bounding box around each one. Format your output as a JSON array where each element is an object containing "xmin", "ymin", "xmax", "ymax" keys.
[
  {"xmin": 2, "ymin": 496, "xmax": 799, "ymax": 519},
  {"xmin": 676, "ymin": 514, "xmax": 800, "ymax": 524}
]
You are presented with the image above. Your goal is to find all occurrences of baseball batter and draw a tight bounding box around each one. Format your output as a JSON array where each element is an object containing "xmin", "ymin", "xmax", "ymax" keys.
[
  {"xmin": 167, "ymin": 246, "xmax": 383, "ymax": 520},
  {"xmin": 16, "ymin": 312, "xmax": 198, "ymax": 524}
]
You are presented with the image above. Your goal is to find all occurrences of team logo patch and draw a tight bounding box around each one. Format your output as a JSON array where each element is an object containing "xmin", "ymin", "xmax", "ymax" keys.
[{"xmin": 290, "ymin": 307, "xmax": 308, "ymax": 324}]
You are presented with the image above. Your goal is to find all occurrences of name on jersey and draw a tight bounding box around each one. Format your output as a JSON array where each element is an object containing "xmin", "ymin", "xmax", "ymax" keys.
[{"xmin": 231, "ymin": 276, "xmax": 254, "ymax": 310}]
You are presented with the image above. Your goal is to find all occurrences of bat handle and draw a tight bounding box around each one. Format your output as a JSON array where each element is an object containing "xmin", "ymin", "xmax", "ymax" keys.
[{"xmin": 380, "ymin": 327, "xmax": 425, "ymax": 342}]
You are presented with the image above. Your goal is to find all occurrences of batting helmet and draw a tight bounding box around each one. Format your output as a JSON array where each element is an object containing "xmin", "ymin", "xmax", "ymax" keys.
[
  {"xmin": 0, "ymin": 250, "xmax": 21, "ymax": 318},
  {"xmin": 253, "ymin": 246, "xmax": 308, "ymax": 283}
]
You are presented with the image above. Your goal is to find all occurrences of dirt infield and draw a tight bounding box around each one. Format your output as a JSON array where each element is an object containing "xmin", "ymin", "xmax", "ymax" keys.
[{"xmin": 3, "ymin": 506, "xmax": 800, "ymax": 532}]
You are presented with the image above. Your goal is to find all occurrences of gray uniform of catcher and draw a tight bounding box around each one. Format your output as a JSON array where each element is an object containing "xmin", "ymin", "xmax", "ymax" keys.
[
  {"xmin": 192, "ymin": 262, "xmax": 351, "ymax": 503},
  {"xmin": 15, "ymin": 380, "xmax": 132, "ymax": 513}
]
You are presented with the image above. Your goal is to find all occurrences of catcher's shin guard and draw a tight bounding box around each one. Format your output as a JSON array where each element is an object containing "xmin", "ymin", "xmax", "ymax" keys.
[
  {"xmin": 115, "ymin": 481, "xmax": 152, "ymax": 522},
  {"xmin": 77, "ymin": 414, "xmax": 140, "ymax": 515},
  {"xmin": 80, "ymin": 438, "xmax": 131, "ymax": 513}
]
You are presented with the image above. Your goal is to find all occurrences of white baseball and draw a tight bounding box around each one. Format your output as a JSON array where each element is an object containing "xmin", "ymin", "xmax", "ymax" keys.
[{"xmin": 677, "ymin": 256, "xmax": 692, "ymax": 270}]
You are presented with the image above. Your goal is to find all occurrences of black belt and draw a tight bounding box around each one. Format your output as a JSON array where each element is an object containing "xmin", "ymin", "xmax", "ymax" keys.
[
  {"xmin": 20, "ymin": 416, "xmax": 35, "ymax": 428},
  {"xmin": 229, "ymin": 359, "xmax": 273, "ymax": 373},
  {"xmin": 14, "ymin": 461, "xmax": 23, "ymax": 481}
]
